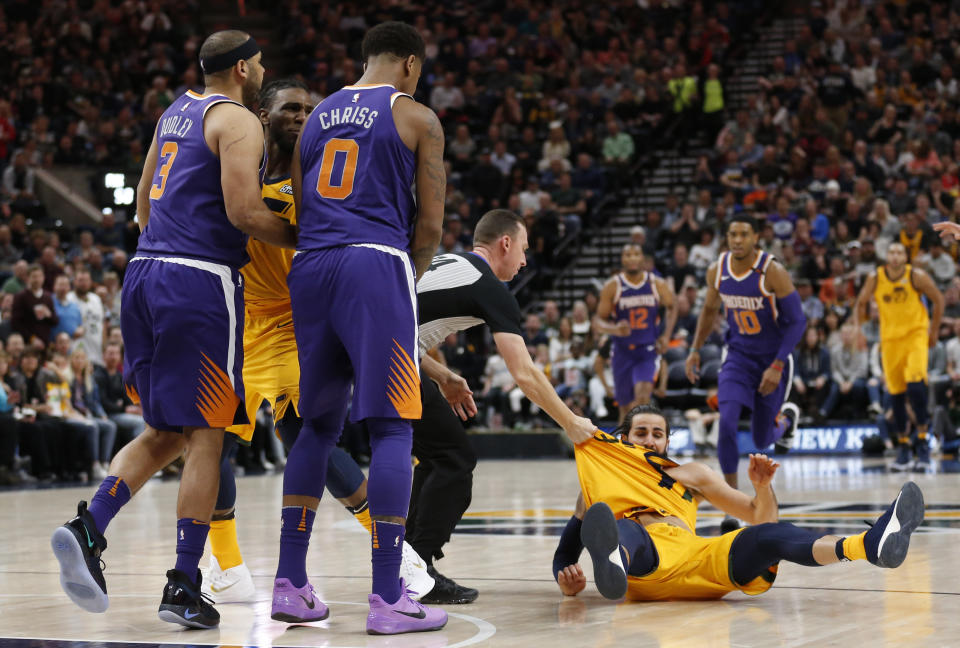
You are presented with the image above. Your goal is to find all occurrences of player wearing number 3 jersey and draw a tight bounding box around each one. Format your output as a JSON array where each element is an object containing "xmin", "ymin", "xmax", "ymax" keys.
[
  {"xmin": 51, "ymin": 30, "xmax": 297, "ymax": 630},
  {"xmin": 282, "ymin": 22, "xmax": 447, "ymax": 635},
  {"xmin": 686, "ymin": 214, "xmax": 806, "ymax": 497},
  {"xmin": 594, "ymin": 244, "xmax": 677, "ymax": 420}
]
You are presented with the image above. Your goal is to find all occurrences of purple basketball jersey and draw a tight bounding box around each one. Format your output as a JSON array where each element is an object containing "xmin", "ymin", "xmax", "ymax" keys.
[
  {"xmin": 138, "ymin": 90, "xmax": 260, "ymax": 268},
  {"xmin": 715, "ymin": 251, "xmax": 782, "ymax": 358},
  {"xmin": 612, "ymin": 272, "xmax": 660, "ymax": 349},
  {"xmin": 297, "ymin": 84, "xmax": 417, "ymax": 251}
]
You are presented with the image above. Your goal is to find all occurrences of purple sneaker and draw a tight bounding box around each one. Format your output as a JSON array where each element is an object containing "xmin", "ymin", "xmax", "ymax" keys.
[
  {"xmin": 366, "ymin": 579, "xmax": 447, "ymax": 635},
  {"xmin": 270, "ymin": 578, "xmax": 329, "ymax": 623}
]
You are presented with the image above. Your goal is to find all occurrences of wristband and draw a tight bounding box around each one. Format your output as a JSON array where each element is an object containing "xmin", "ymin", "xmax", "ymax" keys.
[
  {"xmin": 770, "ymin": 359, "xmax": 784, "ymax": 371},
  {"xmin": 690, "ymin": 347, "xmax": 701, "ymax": 354}
]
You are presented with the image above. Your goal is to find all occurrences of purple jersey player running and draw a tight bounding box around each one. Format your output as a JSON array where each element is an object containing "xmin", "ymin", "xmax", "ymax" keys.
[
  {"xmin": 593, "ymin": 244, "xmax": 677, "ymax": 420},
  {"xmin": 51, "ymin": 31, "xmax": 296, "ymax": 629},
  {"xmin": 686, "ymin": 214, "xmax": 805, "ymax": 530},
  {"xmin": 276, "ymin": 23, "xmax": 447, "ymax": 635}
]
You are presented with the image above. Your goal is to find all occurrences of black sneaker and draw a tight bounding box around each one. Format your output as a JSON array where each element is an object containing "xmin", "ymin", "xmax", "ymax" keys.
[
  {"xmin": 580, "ymin": 502, "xmax": 628, "ymax": 600},
  {"xmin": 158, "ymin": 569, "xmax": 220, "ymax": 629},
  {"xmin": 418, "ymin": 566, "xmax": 478, "ymax": 604},
  {"xmin": 863, "ymin": 481, "xmax": 925, "ymax": 568},
  {"xmin": 720, "ymin": 515, "xmax": 741, "ymax": 534},
  {"xmin": 51, "ymin": 501, "xmax": 109, "ymax": 613}
]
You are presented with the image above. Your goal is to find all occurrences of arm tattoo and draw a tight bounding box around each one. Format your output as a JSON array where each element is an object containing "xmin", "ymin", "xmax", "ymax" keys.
[{"xmin": 423, "ymin": 116, "xmax": 446, "ymax": 202}]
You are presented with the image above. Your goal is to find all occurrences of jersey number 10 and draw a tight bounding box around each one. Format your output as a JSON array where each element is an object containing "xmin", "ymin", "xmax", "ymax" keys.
[
  {"xmin": 315, "ymin": 138, "xmax": 359, "ymax": 200},
  {"xmin": 733, "ymin": 309, "xmax": 761, "ymax": 335}
]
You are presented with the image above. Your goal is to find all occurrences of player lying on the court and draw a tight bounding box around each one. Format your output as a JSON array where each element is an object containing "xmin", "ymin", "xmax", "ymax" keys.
[{"xmin": 553, "ymin": 404, "xmax": 925, "ymax": 601}]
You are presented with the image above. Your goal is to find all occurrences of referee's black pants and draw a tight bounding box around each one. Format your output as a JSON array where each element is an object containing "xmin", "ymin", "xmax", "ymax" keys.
[{"xmin": 406, "ymin": 377, "xmax": 477, "ymax": 563}]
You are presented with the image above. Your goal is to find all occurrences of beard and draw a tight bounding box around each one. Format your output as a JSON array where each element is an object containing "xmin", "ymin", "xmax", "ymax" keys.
[
  {"xmin": 270, "ymin": 126, "xmax": 296, "ymax": 156},
  {"xmin": 241, "ymin": 75, "xmax": 260, "ymax": 108}
]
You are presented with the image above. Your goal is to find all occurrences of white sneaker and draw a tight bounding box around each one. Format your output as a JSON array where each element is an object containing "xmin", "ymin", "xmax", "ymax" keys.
[
  {"xmin": 201, "ymin": 555, "xmax": 256, "ymax": 603},
  {"xmin": 774, "ymin": 402, "xmax": 800, "ymax": 453},
  {"xmin": 91, "ymin": 463, "xmax": 108, "ymax": 480},
  {"xmin": 399, "ymin": 542, "xmax": 435, "ymax": 601}
]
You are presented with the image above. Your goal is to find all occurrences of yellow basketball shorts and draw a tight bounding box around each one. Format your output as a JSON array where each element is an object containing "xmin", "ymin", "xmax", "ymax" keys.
[
  {"xmin": 881, "ymin": 332, "xmax": 928, "ymax": 396},
  {"xmin": 226, "ymin": 310, "xmax": 300, "ymax": 442},
  {"xmin": 625, "ymin": 522, "xmax": 775, "ymax": 601}
]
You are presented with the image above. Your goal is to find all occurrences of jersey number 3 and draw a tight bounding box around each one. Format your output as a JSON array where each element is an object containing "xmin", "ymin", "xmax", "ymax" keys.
[
  {"xmin": 149, "ymin": 142, "xmax": 179, "ymax": 200},
  {"xmin": 316, "ymin": 138, "xmax": 359, "ymax": 200}
]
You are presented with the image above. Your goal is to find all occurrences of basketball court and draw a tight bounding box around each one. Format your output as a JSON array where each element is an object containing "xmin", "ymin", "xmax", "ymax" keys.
[{"xmin": 1, "ymin": 456, "xmax": 957, "ymax": 647}]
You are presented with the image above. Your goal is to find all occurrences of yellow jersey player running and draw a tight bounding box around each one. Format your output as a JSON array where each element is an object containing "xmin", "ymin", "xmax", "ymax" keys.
[
  {"xmin": 201, "ymin": 79, "xmax": 434, "ymax": 607},
  {"xmin": 553, "ymin": 404, "xmax": 924, "ymax": 602},
  {"xmin": 855, "ymin": 242, "xmax": 943, "ymax": 472}
]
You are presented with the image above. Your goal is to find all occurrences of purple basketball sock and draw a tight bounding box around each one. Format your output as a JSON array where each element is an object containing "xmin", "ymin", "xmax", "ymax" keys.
[
  {"xmin": 87, "ymin": 476, "xmax": 131, "ymax": 534},
  {"xmin": 371, "ymin": 520, "xmax": 405, "ymax": 604},
  {"xmin": 174, "ymin": 518, "xmax": 209, "ymax": 583},
  {"xmin": 365, "ymin": 418, "xmax": 413, "ymax": 604},
  {"xmin": 276, "ymin": 506, "xmax": 316, "ymax": 588}
]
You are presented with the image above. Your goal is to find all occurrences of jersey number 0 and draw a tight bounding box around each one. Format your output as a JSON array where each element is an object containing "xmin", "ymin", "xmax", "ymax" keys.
[{"xmin": 315, "ymin": 138, "xmax": 359, "ymax": 200}]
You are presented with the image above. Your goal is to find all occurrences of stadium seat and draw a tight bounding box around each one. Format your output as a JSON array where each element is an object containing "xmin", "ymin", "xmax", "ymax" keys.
[
  {"xmin": 699, "ymin": 359, "xmax": 721, "ymax": 388},
  {"xmin": 699, "ymin": 345, "xmax": 722, "ymax": 364},
  {"xmin": 664, "ymin": 346, "xmax": 688, "ymax": 364}
]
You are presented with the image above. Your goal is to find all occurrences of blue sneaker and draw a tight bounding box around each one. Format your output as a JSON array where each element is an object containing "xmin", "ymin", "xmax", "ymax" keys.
[
  {"xmin": 580, "ymin": 503, "xmax": 627, "ymax": 600},
  {"xmin": 51, "ymin": 501, "xmax": 109, "ymax": 613},
  {"xmin": 890, "ymin": 444, "xmax": 913, "ymax": 472},
  {"xmin": 864, "ymin": 481, "xmax": 925, "ymax": 568},
  {"xmin": 913, "ymin": 437, "xmax": 932, "ymax": 472}
]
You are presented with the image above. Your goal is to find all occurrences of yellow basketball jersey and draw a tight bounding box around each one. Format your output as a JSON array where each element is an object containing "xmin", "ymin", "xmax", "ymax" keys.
[
  {"xmin": 242, "ymin": 175, "xmax": 296, "ymax": 316},
  {"xmin": 874, "ymin": 264, "xmax": 929, "ymax": 341},
  {"xmin": 575, "ymin": 431, "xmax": 698, "ymax": 532}
]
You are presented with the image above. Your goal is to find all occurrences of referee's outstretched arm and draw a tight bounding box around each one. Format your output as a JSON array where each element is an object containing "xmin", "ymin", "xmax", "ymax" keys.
[{"xmin": 494, "ymin": 331, "xmax": 596, "ymax": 444}]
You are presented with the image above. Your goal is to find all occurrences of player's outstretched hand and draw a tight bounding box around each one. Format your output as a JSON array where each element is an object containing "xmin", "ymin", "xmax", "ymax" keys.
[
  {"xmin": 564, "ymin": 415, "xmax": 597, "ymax": 445},
  {"xmin": 747, "ymin": 453, "xmax": 780, "ymax": 487},
  {"xmin": 933, "ymin": 221, "xmax": 960, "ymax": 241},
  {"xmin": 439, "ymin": 372, "xmax": 478, "ymax": 421},
  {"xmin": 685, "ymin": 350, "xmax": 700, "ymax": 384},
  {"xmin": 557, "ymin": 564, "xmax": 586, "ymax": 596}
]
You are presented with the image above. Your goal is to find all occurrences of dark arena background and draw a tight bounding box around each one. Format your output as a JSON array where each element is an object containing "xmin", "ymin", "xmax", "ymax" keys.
[{"xmin": 0, "ymin": 0, "xmax": 958, "ymax": 646}]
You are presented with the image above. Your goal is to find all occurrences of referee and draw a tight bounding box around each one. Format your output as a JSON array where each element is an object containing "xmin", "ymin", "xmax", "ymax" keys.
[{"xmin": 410, "ymin": 209, "xmax": 595, "ymax": 603}]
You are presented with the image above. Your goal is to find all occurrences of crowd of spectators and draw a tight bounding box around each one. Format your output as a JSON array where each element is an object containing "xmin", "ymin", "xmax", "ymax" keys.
[
  {"xmin": 462, "ymin": 1, "xmax": 960, "ymax": 448},
  {"xmin": 14, "ymin": 0, "xmax": 959, "ymax": 476},
  {"xmin": 277, "ymin": 0, "xmax": 765, "ymax": 275}
]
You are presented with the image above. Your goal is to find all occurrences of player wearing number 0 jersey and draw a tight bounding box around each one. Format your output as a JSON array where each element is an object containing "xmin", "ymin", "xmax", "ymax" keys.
[
  {"xmin": 686, "ymin": 214, "xmax": 806, "ymax": 496},
  {"xmin": 282, "ymin": 22, "xmax": 448, "ymax": 635},
  {"xmin": 594, "ymin": 244, "xmax": 677, "ymax": 420}
]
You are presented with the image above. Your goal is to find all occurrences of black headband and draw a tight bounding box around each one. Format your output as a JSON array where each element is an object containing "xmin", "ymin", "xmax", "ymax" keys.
[{"xmin": 200, "ymin": 36, "xmax": 260, "ymax": 75}]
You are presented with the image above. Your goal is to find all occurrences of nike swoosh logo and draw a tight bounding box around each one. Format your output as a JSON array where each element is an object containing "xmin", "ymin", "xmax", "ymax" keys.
[
  {"xmin": 299, "ymin": 594, "xmax": 315, "ymax": 609},
  {"xmin": 395, "ymin": 608, "xmax": 426, "ymax": 619},
  {"xmin": 83, "ymin": 527, "xmax": 94, "ymax": 549},
  {"xmin": 412, "ymin": 560, "xmax": 424, "ymax": 570},
  {"xmin": 210, "ymin": 583, "xmax": 229, "ymax": 593},
  {"xmin": 184, "ymin": 610, "xmax": 200, "ymax": 619},
  {"xmin": 877, "ymin": 491, "xmax": 904, "ymax": 556},
  {"xmin": 277, "ymin": 320, "xmax": 293, "ymax": 329}
]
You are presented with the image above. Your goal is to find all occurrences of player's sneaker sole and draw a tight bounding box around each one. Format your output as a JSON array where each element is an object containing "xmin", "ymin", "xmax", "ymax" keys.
[
  {"xmin": 876, "ymin": 481, "xmax": 924, "ymax": 569},
  {"xmin": 158, "ymin": 606, "xmax": 220, "ymax": 629},
  {"xmin": 51, "ymin": 526, "xmax": 108, "ymax": 613},
  {"xmin": 580, "ymin": 503, "xmax": 627, "ymax": 600}
]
